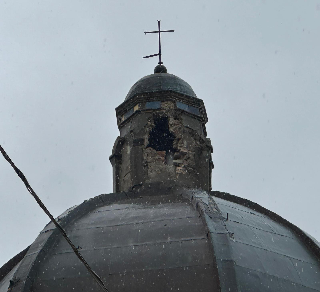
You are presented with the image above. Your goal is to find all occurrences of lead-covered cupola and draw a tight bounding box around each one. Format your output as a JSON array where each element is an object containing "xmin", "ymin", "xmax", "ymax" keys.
[
  {"xmin": 110, "ymin": 64, "xmax": 214, "ymax": 193},
  {"xmin": 125, "ymin": 64, "xmax": 197, "ymax": 101}
]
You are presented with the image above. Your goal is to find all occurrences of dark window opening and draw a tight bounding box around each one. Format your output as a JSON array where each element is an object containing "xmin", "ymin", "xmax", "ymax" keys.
[
  {"xmin": 176, "ymin": 101, "xmax": 188, "ymax": 111},
  {"xmin": 176, "ymin": 101, "xmax": 200, "ymax": 116},
  {"xmin": 124, "ymin": 108, "xmax": 134, "ymax": 120},
  {"xmin": 145, "ymin": 101, "xmax": 161, "ymax": 109},
  {"xmin": 188, "ymin": 105, "xmax": 200, "ymax": 115},
  {"xmin": 148, "ymin": 116, "xmax": 175, "ymax": 152}
]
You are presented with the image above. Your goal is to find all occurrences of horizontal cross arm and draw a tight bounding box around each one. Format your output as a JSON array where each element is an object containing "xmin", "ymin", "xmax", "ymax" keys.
[
  {"xmin": 144, "ymin": 30, "xmax": 174, "ymax": 34},
  {"xmin": 144, "ymin": 30, "xmax": 159, "ymax": 34},
  {"xmin": 143, "ymin": 53, "xmax": 159, "ymax": 58}
]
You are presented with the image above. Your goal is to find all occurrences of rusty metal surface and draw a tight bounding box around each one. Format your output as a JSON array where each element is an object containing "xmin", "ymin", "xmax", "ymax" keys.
[{"xmin": 125, "ymin": 73, "xmax": 197, "ymax": 101}]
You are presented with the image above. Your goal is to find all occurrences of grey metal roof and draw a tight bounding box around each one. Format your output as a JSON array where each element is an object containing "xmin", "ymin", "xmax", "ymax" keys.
[
  {"xmin": 125, "ymin": 73, "xmax": 197, "ymax": 101},
  {"xmin": 207, "ymin": 191, "xmax": 320, "ymax": 291},
  {"xmin": 0, "ymin": 261, "xmax": 21, "ymax": 292},
  {"xmin": 1, "ymin": 189, "xmax": 320, "ymax": 292}
]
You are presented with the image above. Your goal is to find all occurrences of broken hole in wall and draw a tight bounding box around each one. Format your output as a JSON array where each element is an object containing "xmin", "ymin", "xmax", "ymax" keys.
[{"xmin": 148, "ymin": 116, "xmax": 176, "ymax": 154}]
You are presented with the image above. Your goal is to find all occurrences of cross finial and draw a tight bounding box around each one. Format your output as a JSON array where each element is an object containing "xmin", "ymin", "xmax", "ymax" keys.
[{"xmin": 143, "ymin": 20, "xmax": 174, "ymax": 65}]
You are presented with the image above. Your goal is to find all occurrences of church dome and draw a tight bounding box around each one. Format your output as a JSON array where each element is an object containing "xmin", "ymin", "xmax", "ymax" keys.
[
  {"xmin": 1, "ymin": 64, "xmax": 320, "ymax": 292},
  {"xmin": 1, "ymin": 190, "xmax": 320, "ymax": 292},
  {"xmin": 125, "ymin": 68, "xmax": 197, "ymax": 101}
]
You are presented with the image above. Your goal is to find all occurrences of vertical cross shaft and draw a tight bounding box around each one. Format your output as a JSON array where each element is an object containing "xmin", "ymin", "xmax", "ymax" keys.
[
  {"xmin": 158, "ymin": 21, "xmax": 162, "ymax": 64},
  {"xmin": 143, "ymin": 20, "xmax": 174, "ymax": 65}
]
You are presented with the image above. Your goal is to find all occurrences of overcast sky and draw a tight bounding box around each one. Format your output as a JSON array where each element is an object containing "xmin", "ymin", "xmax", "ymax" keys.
[{"xmin": 1, "ymin": 0, "xmax": 320, "ymax": 265}]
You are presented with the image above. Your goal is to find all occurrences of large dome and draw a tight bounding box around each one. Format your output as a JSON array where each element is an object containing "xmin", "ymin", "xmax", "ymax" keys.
[
  {"xmin": 125, "ymin": 72, "xmax": 197, "ymax": 101},
  {"xmin": 1, "ymin": 190, "xmax": 320, "ymax": 292}
]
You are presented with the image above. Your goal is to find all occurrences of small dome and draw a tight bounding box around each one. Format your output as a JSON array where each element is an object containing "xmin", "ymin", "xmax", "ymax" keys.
[
  {"xmin": 154, "ymin": 64, "xmax": 167, "ymax": 73},
  {"xmin": 125, "ymin": 71, "xmax": 197, "ymax": 101}
]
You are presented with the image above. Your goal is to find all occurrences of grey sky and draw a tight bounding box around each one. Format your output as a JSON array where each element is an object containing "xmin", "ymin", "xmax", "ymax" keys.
[{"xmin": 1, "ymin": 0, "xmax": 320, "ymax": 265}]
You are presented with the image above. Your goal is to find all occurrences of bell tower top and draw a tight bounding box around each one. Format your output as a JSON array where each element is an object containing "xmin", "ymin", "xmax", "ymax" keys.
[
  {"xmin": 109, "ymin": 65, "xmax": 213, "ymax": 193},
  {"xmin": 109, "ymin": 21, "xmax": 212, "ymax": 193}
]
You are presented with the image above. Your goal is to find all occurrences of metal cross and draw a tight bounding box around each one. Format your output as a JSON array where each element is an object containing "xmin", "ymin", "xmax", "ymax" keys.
[{"xmin": 143, "ymin": 20, "xmax": 174, "ymax": 65}]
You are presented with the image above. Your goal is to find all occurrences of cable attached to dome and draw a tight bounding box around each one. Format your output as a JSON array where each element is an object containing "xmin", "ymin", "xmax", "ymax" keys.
[{"xmin": 0, "ymin": 145, "xmax": 109, "ymax": 292}]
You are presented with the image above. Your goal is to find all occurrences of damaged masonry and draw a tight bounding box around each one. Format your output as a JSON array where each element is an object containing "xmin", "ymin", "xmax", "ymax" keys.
[{"xmin": 110, "ymin": 64, "xmax": 214, "ymax": 193}]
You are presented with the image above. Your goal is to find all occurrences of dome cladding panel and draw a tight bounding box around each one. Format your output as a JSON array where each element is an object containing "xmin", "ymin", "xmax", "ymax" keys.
[
  {"xmin": 125, "ymin": 73, "xmax": 197, "ymax": 101},
  {"xmin": 1, "ymin": 190, "xmax": 320, "ymax": 292},
  {"xmin": 29, "ymin": 195, "xmax": 218, "ymax": 292}
]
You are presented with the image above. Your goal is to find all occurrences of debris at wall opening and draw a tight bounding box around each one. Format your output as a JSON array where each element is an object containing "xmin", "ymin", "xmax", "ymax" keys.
[{"xmin": 147, "ymin": 116, "xmax": 175, "ymax": 153}]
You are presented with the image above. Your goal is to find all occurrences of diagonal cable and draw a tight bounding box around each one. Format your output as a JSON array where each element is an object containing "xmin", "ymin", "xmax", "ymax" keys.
[{"xmin": 0, "ymin": 145, "xmax": 109, "ymax": 292}]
